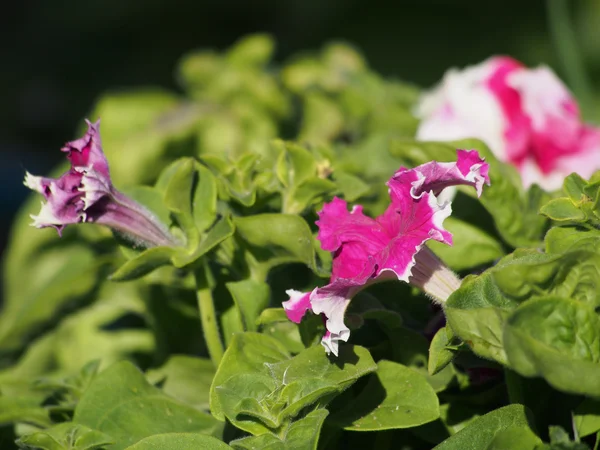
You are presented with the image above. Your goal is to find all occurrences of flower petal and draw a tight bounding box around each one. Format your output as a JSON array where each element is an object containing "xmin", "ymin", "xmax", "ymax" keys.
[
  {"xmin": 310, "ymin": 280, "xmax": 357, "ymax": 356},
  {"xmin": 282, "ymin": 289, "xmax": 313, "ymax": 323},
  {"xmin": 26, "ymin": 170, "xmax": 86, "ymax": 231},
  {"xmin": 390, "ymin": 149, "xmax": 490, "ymax": 199},
  {"xmin": 316, "ymin": 197, "xmax": 388, "ymax": 282},
  {"xmin": 61, "ymin": 119, "xmax": 110, "ymax": 179}
]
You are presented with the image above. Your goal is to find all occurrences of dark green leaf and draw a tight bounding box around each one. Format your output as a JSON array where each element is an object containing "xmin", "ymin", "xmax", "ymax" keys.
[
  {"xmin": 230, "ymin": 409, "xmax": 328, "ymax": 450},
  {"xmin": 331, "ymin": 360, "xmax": 439, "ymax": 431},
  {"xmin": 434, "ymin": 405, "xmax": 541, "ymax": 450}
]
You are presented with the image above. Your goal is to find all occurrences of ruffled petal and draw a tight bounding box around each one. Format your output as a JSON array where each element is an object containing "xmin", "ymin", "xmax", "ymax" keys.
[
  {"xmin": 282, "ymin": 290, "xmax": 313, "ymax": 323},
  {"xmin": 310, "ymin": 279, "xmax": 358, "ymax": 356},
  {"xmin": 316, "ymin": 197, "xmax": 388, "ymax": 282},
  {"xmin": 25, "ymin": 170, "xmax": 86, "ymax": 232},
  {"xmin": 61, "ymin": 119, "xmax": 110, "ymax": 179},
  {"xmin": 391, "ymin": 150, "xmax": 490, "ymax": 200}
]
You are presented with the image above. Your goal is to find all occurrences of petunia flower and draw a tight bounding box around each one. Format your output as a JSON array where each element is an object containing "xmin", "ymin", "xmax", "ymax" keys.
[
  {"xmin": 283, "ymin": 150, "xmax": 490, "ymax": 355},
  {"xmin": 24, "ymin": 119, "xmax": 178, "ymax": 248},
  {"xmin": 415, "ymin": 56, "xmax": 600, "ymax": 190}
]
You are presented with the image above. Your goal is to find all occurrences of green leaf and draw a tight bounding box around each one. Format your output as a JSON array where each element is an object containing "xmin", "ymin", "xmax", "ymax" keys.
[
  {"xmin": 427, "ymin": 217, "xmax": 504, "ymax": 271},
  {"xmin": 146, "ymin": 355, "xmax": 215, "ymax": 410},
  {"xmin": 503, "ymin": 296, "xmax": 600, "ymax": 397},
  {"xmin": 164, "ymin": 158, "xmax": 198, "ymax": 247},
  {"xmin": 16, "ymin": 422, "xmax": 113, "ymax": 450},
  {"xmin": 256, "ymin": 309, "xmax": 305, "ymax": 354},
  {"xmin": 428, "ymin": 327, "xmax": 456, "ymax": 376},
  {"xmin": 110, "ymin": 247, "xmax": 176, "ymax": 281},
  {"xmin": 230, "ymin": 409, "xmax": 328, "ymax": 450},
  {"xmin": 445, "ymin": 271, "xmax": 518, "ymax": 365},
  {"xmin": 492, "ymin": 250, "xmax": 600, "ymax": 307},
  {"xmin": 433, "ymin": 405, "xmax": 541, "ymax": 450},
  {"xmin": 171, "ymin": 215, "xmax": 235, "ymax": 268},
  {"xmin": 193, "ymin": 164, "xmax": 219, "ymax": 232},
  {"xmin": 210, "ymin": 333, "xmax": 376, "ymax": 435},
  {"xmin": 123, "ymin": 433, "xmax": 232, "ymax": 450},
  {"xmin": 0, "ymin": 244, "xmax": 103, "ymax": 353},
  {"xmin": 234, "ymin": 214, "xmax": 327, "ymax": 277},
  {"xmin": 74, "ymin": 361, "xmax": 223, "ymax": 450},
  {"xmin": 332, "ymin": 171, "xmax": 371, "ymax": 202},
  {"xmin": 540, "ymin": 198, "xmax": 587, "ymax": 222},
  {"xmin": 226, "ymin": 279, "xmax": 270, "ymax": 332},
  {"xmin": 0, "ymin": 395, "xmax": 51, "ymax": 428},
  {"xmin": 331, "ymin": 360, "xmax": 439, "ymax": 431},
  {"xmin": 545, "ymin": 227, "xmax": 600, "ymax": 254},
  {"xmin": 563, "ymin": 173, "xmax": 589, "ymax": 203},
  {"xmin": 574, "ymin": 398, "xmax": 600, "ymax": 438}
]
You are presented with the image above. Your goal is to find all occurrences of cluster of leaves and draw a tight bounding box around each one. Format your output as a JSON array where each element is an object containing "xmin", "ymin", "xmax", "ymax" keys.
[{"xmin": 2, "ymin": 34, "xmax": 600, "ymax": 449}]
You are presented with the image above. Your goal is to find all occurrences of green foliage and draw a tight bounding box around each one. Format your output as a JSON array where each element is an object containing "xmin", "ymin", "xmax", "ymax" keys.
[{"xmin": 5, "ymin": 33, "xmax": 600, "ymax": 449}]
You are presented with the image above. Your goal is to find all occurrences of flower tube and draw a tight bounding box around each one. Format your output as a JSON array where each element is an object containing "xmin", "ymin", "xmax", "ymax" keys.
[{"xmin": 24, "ymin": 119, "xmax": 178, "ymax": 248}]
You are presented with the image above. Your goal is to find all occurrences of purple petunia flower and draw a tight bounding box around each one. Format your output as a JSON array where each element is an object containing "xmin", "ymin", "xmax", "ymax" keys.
[
  {"xmin": 24, "ymin": 119, "xmax": 178, "ymax": 248},
  {"xmin": 283, "ymin": 150, "xmax": 490, "ymax": 356}
]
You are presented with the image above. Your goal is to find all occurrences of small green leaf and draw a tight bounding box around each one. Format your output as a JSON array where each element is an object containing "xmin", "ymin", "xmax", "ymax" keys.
[
  {"xmin": 545, "ymin": 227, "xmax": 600, "ymax": 254},
  {"xmin": 164, "ymin": 158, "xmax": 198, "ymax": 247},
  {"xmin": 234, "ymin": 214, "xmax": 327, "ymax": 277},
  {"xmin": 16, "ymin": 422, "xmax": 113, "ymax": 450},
  {"xmin": 504, "ymin": 296, "xmax": 600, "ymax": 397},
  {"xmin": 124, "ymin": 433, "xmax": 232, "ymax": 450},
  {"xmin": 331, "ymin": 360, "xmax": 440, "ymax": 431},
  {"xmin": 333, "ymin": 171, "xmax": 370, "ymax": 202},
  {"xmin": 230, "ymin": 409, "xmax": 328, "ymax": 450},
  {"xmin": 110, "ymin": 247, "xmax": 176, "ymax": 281},
  {"xmin": 428, "ymin": 327, "xmax": 455, "ymax": 376},
  {"xmin": 171, "ymin": 215, "xmax": 235, "ymax": 268},
  {"xmin": 226, "ymin": 279, "xmax": 270, "ymax": 332},
  {"xmin": 563, "ymin": 174, "xmax": 589, "ymax": 203},
  {"xmin": 574, "ymin": 398, "xmax": 600, "ymax": 438},
  {"xmin": 193, "ymin": 163, "xmax": 218, "ymax": 232},
  {"xmin": 74, "ymin": 361, "xmax": 223, "ymax": 450},
  {"xmin": 434, "ymin": 405, "xmax": 540, "ymax": 450},
  {"xmin": 540, "ymin": 198, "xmax": 586, "ymax": 222},
  {"xmin": 445, "ymin": 271, "xmax": 518, "ymax": 365}
]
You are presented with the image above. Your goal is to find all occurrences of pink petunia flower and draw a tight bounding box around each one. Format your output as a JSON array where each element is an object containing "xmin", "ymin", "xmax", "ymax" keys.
[
  {"xmin": 415, "ymin": 56, "xmax": 600, "ymax": 190},
  {"xmin": 24, "ymin": 119, "xmax": 178, "ymax": 248},
  {"xmin": 283, "ymin": 150, "xmax": 490, "ymax": 356}
]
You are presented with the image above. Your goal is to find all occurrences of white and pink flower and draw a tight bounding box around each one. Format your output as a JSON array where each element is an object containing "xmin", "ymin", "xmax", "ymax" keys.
[
  {"xmin": 416, "ymin": 56, "xmax": 600, "ymax": 190},
  {"xmin": 284, "ymin": 150, "xmax": 490, "ymax": 356},
  {"xmin": 24, "ymin": 120, "xmax": 178, "ymax": 248}
]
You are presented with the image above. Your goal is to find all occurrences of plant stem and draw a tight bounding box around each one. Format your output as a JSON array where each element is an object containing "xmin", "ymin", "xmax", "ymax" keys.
[{"xmin": 194, "ymin": 265, "xmax": 224, "ymax": 367}]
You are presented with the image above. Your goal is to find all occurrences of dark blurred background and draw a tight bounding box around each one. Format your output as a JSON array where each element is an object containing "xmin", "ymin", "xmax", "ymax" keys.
[{"xmin": 1, "ymin": 0, "xmax": 599, "ymax": 258}]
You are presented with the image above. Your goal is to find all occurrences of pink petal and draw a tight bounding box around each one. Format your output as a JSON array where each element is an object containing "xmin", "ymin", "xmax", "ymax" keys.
[
  {"xmin": 283, "ymin": 290, "xmax": 313, "ymax": 323},
  {"xmin": 310, "ymin": 279, "xmax": 358, "ymax": 356},
  {"xmin": 61, "ymin": 119, "xmax": 110, "ymax": 179},
  {"xmin": 25, "ymin": 170, "xmax": 86, "ymax": 232}
]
